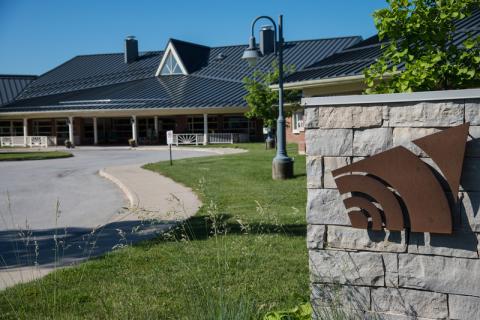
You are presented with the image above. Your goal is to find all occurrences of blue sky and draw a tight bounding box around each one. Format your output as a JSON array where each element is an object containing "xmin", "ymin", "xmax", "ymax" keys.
[{"xmin": 0, "ymin": 0, "xmax": 388, "ymax": 75}]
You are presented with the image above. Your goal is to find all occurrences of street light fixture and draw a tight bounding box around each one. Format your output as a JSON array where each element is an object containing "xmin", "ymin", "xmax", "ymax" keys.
[{"xmin": 242, "ymin": 15, "xmax": 294, "ymax": 180}]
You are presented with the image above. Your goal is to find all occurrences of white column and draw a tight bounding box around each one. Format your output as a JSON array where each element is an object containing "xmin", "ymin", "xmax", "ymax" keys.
[
  {"xmin": 93, "ymin": 117, "xmax": 98, "ymax": 145},
  {"xmin": 23, "ymin": 118, "xmax": 28, "ymax": 146},
  {"xmin": 9, "ymin": 121, "xmax": 14, "ymax": 136},
  {"xmin": 203, "ymin": 113, "xmax": 208, "ymax": 145},
  {"xmin": 154, "ymin": 116, "xmax": 159, "ymax": 142},
  {"xmin": 131, "ymin": 115, "xmax": 138, "ymax": 141},
  {"xmin": 68, "ymin": 116, "xmax": 74, "ymax": 144}
]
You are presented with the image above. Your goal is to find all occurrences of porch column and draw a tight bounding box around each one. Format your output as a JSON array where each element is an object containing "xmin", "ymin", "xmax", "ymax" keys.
[
  {"xmin": 131, "ymin": 115, "xmax": 138, "ymax": 142},
  {"xmin": 154, "ymin": 116, "xmax": 159, "ymax": 141},
  {"xmin": 93, "ymin": 117, "xmax": 98, "ymax": 145},
  {"xmin": 23, "ymin": 118, "xmax": 28, "ymax": 146},
  {"xmin": 203, "ymin": 113, "xmax": 208, "ymax": 145},
  {"xmin": 9, "ymin": 121, "xmax": 13, "ymax": 136},
  {"xmin": 68, "ymin": 116, "xmax": 74, "ymax": 143}
]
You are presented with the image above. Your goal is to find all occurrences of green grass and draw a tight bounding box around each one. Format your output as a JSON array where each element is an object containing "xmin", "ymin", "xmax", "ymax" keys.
[
  {"xmin": 0, "ymin": 151, "xmax": 73, "ymax": 161},
  {"xmin": 0, "ymin": 143, "xmax": 308, "ymax": 319}
]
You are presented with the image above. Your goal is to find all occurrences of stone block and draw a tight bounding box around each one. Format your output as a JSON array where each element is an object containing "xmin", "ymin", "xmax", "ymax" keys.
[
  {"xmin": 307, "ymin": 156, "xmax": 323, "ymax": 189},
  {"xmin": 460, "ymin": 158, "xmax": 480, "ymax": 191},
  {"xmin": 460, "ymin": 192, "xmax": 480, "ymax": 232},
  {"xmin": 306, "ymin": 129, "xmax": 353, "ymax": 156},
  {"xmin": 408, "ymin": 231, "xmax": 478, "ymax": 258},
  {"xmin": 466, "ymin": 126, "xmax": 480, "ymax": 157},
  {"xmin": 353, "ymin": 128, "xmax": 393, "ymax": 156},
  {"xmin": 317, "ymin": 106, "xmax": 353, "ymax": 128},
  {"xmin": 449, "ymin": 294, "xmax": 480, "ymax": 320},
  {"xmin": 352, "ymin": 156, "xmax": 366, "ymax": 163},
  {"xmin": 398, "ymin": 254, "xmax": 480, "ymax": 296},
  {"xmin": 382, "ymin": 253, "xmax": 399, "ymax": 287},
  {"xmin": 371, "ymin": 288, "xmax": 448, "ymax": 319},
  {"xmin": 323, "ymin": 157, "xmax": 350, "ymax": 189},
  {"xmin": 465, "ymin": 99, "xmax": 480, "ymax": 126},
  {"xmin": 311, "ymin": 284, "xmax": 370, "ymax": 313},
  {"xmin": 326, "ymin": 226, "xmax": 407, "ymax": 253},
  {"xmin": 388, "ymin": 101, "xmax": 464, "ymax": 127},
  {"xmin": 352, "ymin": 106, "xmax": 384, "ymax": 128},
  {"xmin": 307, "ymin": 225, "xmax": 326, "ymax": 249},
  {"xmin": 364, "ymin": 312, "xmax": 436, "ymax": 320},
  {"xmin": 392, "ymin": 127, "xmax": 440, "ymax": 156},
  {"xmin": 304, "ymin": 107, "xmax": 318, "ymax": 129},
  {"xmin": 309, "ymin": 250, "xmax": 384, "ymax": 286},
  {"xmin": 306, "ymin": 189, "xmax": 349, "ymax": 225}
]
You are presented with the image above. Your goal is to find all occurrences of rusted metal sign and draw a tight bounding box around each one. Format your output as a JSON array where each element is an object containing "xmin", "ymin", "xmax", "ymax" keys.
[{"xmin": 332, "ymin": 123, "xmax": 470, "ymax": 234}]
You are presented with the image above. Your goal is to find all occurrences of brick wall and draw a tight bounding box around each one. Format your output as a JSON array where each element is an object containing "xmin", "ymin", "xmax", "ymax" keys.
[
  {"xmin": 304, "ymin": 94, "xmax": 480, "ymax": 320},
  {"xmin": 286, "ymin": 116, "xmax": 306, "ymax": 154}
]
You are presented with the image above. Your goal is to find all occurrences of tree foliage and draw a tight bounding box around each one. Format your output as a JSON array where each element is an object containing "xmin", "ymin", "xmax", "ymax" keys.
[
  {"xmin": 243, "ymin": 62, "xmax": 301, "ymax": 129},
  {"xmin": 364, "ymin": 0, "xmax": 480, "ymax": 93}
]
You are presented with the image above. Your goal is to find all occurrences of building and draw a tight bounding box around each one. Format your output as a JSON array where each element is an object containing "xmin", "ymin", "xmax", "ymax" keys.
[
  {"xmin": 0, "ymin": 32, "xmax": 361, "ymax": 146},
  {"xmin": 281, "ymin": 8, "xmax": 480, "ymax": 153},
  {"xmin": 0, "ymin": 75, "xmax": 37, "ymax": 137}
]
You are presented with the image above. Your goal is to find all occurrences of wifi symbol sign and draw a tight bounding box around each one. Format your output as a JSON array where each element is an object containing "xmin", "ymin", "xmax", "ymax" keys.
[{"xmin": 332, "ymin": 123, "xmax": 470, "ymax": 234}]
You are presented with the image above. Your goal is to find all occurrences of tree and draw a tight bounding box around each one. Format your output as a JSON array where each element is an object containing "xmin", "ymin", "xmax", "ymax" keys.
[
  {"xmin": 364, "ymin": 0, "xmax": 480, "ymax": 94},
  {"xmin": 243, "ymin": 62, "xmax": 301, "ymax": 130}
]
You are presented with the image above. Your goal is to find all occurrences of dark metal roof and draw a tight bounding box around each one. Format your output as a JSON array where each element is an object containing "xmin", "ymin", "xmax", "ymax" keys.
[
  {"xmin": 0, "ymin": 75, "xmax": 37, "ymax": 106},
  {"xmin": 2, "ymin": 35, "xmax": 361, "ymax": 113},
  {"xmin": 285, "ymin": 8, "xmax": 480, "ymax": 84}
]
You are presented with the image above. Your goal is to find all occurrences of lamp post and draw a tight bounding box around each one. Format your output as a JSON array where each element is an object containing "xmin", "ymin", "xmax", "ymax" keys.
[{"xmin": 242, "ymin": 15, "xmax": 293, "ymax": 180}]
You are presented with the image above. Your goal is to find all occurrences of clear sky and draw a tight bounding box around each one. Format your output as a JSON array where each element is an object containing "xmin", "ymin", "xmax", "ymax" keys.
[{"xmin": 0, "ymin": 0, "xmax": 388, "ymax": 75}]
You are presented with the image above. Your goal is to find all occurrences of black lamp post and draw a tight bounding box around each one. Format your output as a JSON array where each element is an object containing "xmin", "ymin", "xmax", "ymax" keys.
[{"xmin": 242, "ymin": 15, "xmax": 294, "ymax": 180}]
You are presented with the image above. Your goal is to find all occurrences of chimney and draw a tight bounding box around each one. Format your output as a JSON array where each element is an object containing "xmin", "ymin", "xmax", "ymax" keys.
[
  {"xmin": 124, "ymin": 36, "xmax": 138, "ymax": 63},
  {"xmin": 260, "ymin": 26, "xmax": 275, "ymax": 55}
]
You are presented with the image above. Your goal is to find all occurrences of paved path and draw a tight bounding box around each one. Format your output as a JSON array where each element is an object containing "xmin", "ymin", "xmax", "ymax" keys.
[{"xmin": 0, "ymin": 146, "xmax": 243, "ymax": 289}]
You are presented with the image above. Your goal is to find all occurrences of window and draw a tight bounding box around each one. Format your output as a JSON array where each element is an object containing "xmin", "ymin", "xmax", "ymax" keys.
[
  {"xmin": 160, "ymin": 52, "xmax": 183, "ymax": 75},
  {"xmin": 32, "ymin": 120, "xmax": 53, "ymax": 136},
  {"xmin": 0, "ymin": 121, "xmax": 10, "ymax": 136},
  {"xmin": 55, "ymin": 119, "xmax": 69, "ymax": 141},
  {"xmin": 292, "ymin": 111, "xmax": 304, "ymax": 134},
  {"xmin": 0, "ymin": 121, "xmax": 23, "ymax": 136},
  {"xmin": 187, "ymin": 116, "xmax": 218, "ymax": 133}
]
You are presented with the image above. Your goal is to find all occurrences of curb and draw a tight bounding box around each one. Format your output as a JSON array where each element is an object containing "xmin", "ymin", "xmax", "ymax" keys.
[{"xmin": 98, "ymin": 168, "xmax": 139, "ymax": 209}]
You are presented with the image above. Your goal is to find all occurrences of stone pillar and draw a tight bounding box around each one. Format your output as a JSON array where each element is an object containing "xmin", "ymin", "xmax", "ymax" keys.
[
  {"xmin": 203, "ymin": 113, "xmax": 208, "ymax": 145},
  {"xmin": 93, "ymin": 117, "xmax": 98, "ymax": 145},
  {"xmin": 23, "ymin": 118, "xmax": 28, "ymax": 146},
  {"xmin": 68, "ymin": 116, "xmax": 74, "ymax": 144},
  {"xmin": 131, "ymin": 115, "xmax": 137, "ymax": 142},
  {"xmin": 304, "ymin": 95, "xmax": 480, "ymax": 319}
]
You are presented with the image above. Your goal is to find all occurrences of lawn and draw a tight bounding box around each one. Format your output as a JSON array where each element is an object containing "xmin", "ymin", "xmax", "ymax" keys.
[
  {"xmin": 0, "ymin": 143, "xmax": 308, "ymax": 319},
  {"xmin": 0, "ymin": 151, "xmax": 72, "ymax": 161}
]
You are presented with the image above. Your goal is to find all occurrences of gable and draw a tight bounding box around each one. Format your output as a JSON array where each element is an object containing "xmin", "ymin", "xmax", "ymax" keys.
[{"xmin": 155, "ymin": 42, "xmax": 188, "ymax": 76}]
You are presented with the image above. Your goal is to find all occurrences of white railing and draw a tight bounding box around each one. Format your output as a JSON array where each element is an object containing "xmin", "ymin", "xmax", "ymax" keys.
[
  {"xmin": 173, "ymin": 134, "xmax": 204, "ymax": 146},
  {"xmin": 0, "ymin": 136, "xmax": 57, "ymax": 148},
  {"xmin": 173, "ymin": 133, "xmax": 249, "ymax": 145}
]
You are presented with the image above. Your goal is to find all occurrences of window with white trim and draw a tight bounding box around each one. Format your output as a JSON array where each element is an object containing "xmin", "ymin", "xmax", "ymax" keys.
[
  {"xmin": 292, "ymin": 110, "xmax": 305, "ymax": 134},
  {"xmin": 160, "ymin": 52, "xmax": 183, "ymax": 75}
]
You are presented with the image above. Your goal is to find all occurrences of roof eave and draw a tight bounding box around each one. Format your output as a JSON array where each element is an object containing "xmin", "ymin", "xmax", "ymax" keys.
[{"xmin": 270, "ymin": 74, "xmax": 366, "ymax": 91}]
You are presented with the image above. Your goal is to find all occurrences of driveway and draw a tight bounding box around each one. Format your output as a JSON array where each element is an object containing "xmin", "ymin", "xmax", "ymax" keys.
[{"xmin": 0, "ymin": 147, "xmax": 216, "ymax": 288}]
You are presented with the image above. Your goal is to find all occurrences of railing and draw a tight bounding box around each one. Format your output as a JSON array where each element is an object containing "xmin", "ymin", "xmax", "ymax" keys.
[
  {"xmin": 173, "ymin": 134, "xmax": 204, "ymax": 146},
  {"xmin": 173, "ymin": 133, "xmax": 249, "ymax": 146},
  {"xmin": 0, "ymin": 136, "xmax": 57, "ymax": 148}
]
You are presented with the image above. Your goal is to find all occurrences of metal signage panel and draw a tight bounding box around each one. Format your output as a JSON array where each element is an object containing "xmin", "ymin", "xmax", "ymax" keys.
[{"xmin": 332, "ymin": 123, "xmax": 470, "ymax": 234}]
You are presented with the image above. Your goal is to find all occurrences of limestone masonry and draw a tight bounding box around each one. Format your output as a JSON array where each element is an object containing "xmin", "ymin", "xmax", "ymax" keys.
[{"xmin": 304, "ymin": 92, "xmax": 480, "ymax": 320}]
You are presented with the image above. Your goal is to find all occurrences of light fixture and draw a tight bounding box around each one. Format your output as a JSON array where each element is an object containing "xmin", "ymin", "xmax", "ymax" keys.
[{"xmin": 241, "ymin": 36, "xmax": 261, "ymax": 66}]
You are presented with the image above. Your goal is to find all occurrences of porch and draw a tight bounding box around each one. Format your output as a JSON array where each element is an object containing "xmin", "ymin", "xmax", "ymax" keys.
[{"xmin": 0, "ymin": 113, "xmax": 262, "ymax": 147}]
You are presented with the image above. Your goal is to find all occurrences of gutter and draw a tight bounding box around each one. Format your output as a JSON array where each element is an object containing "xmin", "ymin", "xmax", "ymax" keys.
[{"xmin": 270, "ymin": 74, "xmax": 365, "ymax": 91}]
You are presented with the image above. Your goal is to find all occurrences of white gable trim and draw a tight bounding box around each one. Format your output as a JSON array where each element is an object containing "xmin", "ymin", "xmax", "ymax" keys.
[{"xmin": 155, "ymin": 41, "xmax": 189, "ymax": 76}]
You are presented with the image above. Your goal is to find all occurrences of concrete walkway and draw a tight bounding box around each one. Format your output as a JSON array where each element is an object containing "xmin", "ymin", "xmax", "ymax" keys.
[
  {"xmin": 99, "ymin": 165, "xmax": 201, "ymax": 222},
  {"xmin": 0, "ymin": 146, "xmax": 245, "ymax": 290}
]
